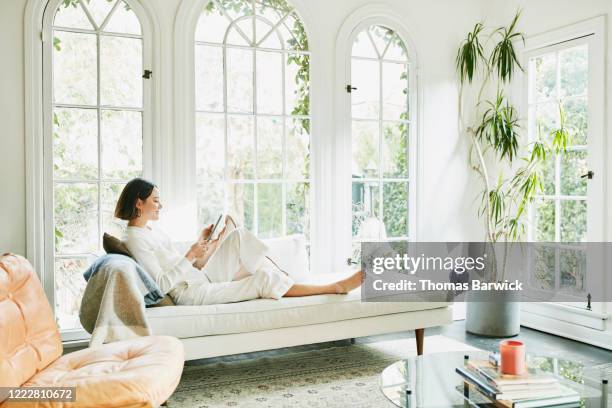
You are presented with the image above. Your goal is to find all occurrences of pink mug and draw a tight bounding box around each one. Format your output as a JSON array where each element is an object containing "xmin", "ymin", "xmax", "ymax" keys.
[{"xmin": 500, "ymin": 340, "xmax": 526, "ymax": 375}]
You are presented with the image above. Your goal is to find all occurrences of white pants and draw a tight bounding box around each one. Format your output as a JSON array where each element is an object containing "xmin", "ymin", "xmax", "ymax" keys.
[{"xmin": 169, "ymin": 228, "xmax": 294, "ymax": 305}]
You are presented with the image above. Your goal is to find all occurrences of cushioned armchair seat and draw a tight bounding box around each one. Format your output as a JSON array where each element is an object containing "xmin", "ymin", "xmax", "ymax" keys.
[
  {"xmin": 0, "ymin": 254, "xmax": 184, "ymax": 408},
  {"xmin": 22, "ymin": 336, "xmax": 183, "ymax": 408}
]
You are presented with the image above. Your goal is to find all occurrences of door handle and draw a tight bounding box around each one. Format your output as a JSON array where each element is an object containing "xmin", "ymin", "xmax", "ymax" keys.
[{"xmin": 580, "ymin": 170, "xmax": 594, "ymax": 179}]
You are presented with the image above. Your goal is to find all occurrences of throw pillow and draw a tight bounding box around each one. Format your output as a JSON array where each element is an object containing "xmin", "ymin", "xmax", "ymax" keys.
[{"xmin": 103, "ymin": 233, "xmax": 133, "ymax": 258}]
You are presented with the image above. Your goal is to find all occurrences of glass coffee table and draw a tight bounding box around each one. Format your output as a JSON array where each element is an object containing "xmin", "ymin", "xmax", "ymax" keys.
[{"xmin": 380, "ymin": 351, "xmax": 610, "ymax": 407}]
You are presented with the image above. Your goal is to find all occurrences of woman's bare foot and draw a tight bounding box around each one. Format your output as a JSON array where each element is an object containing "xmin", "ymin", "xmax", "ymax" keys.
[{"xmin": 334, "ymin": 270, "xmax": 365, "ymax": 294}]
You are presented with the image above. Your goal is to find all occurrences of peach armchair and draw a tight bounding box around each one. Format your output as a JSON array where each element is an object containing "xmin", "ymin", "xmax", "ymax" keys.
[{"xmin": 0, "ymin": 254, "xmax": 184, "ymax": 408}]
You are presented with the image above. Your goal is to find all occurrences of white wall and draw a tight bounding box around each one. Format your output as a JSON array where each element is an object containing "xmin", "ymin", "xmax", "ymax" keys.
[
  {"xmin": 0, "ymin": 0, "xmax": 28, "ymax": 255},
  {"xmin": 8, "ymin": 0, "xmax": 607, "ymax": 257}
]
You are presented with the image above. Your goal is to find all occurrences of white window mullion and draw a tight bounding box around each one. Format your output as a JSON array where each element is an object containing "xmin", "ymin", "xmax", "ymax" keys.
[
  {"xmin": 252, "ymin": 46, "xmax": 259, "ymax": 235},
  {"xmin": 281, "ymin": 50, "xmax": 288, "ymax": 236},
  {"xmin": 96, "ymin": 26, "xmax": 103, "ymax": 251},
  {"xmin": 378, "ymin": 57, "xmax": 384, "ymax": 239}
]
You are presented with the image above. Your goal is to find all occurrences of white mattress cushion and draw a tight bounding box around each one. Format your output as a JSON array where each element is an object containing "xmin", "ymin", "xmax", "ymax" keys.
[{"xmin": 146, "ymin": 272, "xmax": 449, "ymax": 338}]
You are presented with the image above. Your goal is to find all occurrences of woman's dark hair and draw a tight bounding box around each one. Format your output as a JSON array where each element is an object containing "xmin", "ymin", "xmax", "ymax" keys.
[{"xmin": 114, "ymin": 178, "xmax": 157, "ymax": 220}]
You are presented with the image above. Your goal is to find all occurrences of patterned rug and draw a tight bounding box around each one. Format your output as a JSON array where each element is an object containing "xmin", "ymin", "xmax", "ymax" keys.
[{"xmin": 167, "ymin": 335, "xmax": 480, "ymax": 407}]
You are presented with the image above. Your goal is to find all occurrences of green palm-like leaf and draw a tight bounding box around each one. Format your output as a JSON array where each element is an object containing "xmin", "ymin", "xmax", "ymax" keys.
[
  {"xmin": 475, "ymin": 91, "xmax": 520, "ymax": 161},
  {"xmin": 456, "ymin": 23, "xmax": 486, "ymax": 84},
  {"xmin": 551, "ymin": 102, "xmax": 572, "ymax": 153},
  {"xmin": 490, "ymin": 10, "xmax": 525, "ymax": 82}
]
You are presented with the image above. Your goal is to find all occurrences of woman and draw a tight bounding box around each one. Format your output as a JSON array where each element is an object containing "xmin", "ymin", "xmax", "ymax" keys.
[{"xmin": 115, "ymin": 178, "xmax": 364, "ymax": 306}]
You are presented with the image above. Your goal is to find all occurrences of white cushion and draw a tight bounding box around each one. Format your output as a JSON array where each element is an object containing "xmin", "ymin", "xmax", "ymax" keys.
[
  {"xmin": 263, "ymin": 234, "xmax": 309, "ymax": 280},
  {"xmin": 146, "ymin": 272, "xmax": 448, "ymax": 339}
]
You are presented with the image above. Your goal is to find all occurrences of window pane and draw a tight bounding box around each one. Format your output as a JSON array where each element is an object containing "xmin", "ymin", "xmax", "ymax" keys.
[
  {"xmin": 197, "ymin": 182, "xmax": 225, "ymax": 227},
  {"xmin": 531, "ymin": 52, "xmax": 556, "ymax": 102},
  {"xmin": 227, "ymin": 115, "xmax": 255, "ymax": 179},
  {"xmin": 53, "ymin": 108, "xmax": 98, "ymax": 180},
  {"xmin": 560, "ymin": 45, "xmax": 588, "ymax": 97},
  {"xmin": 103, "ymin": 1, "xmax": 141, "ymax": 35},
  {"xmin": 352, "ymin": 181, "xmax": 381, "ymax": 239},
  {"xmin": 563, "ymin": 97, "xmax": 588, "ymax": 145},
  {"xmin": 100, "ymin": 110, "xmax": 142, "ymax": 179},
  {"xmin": 539, "ymin": 156, "xmax": 555, "ymax": 196},
  {"xmin": 256, "ymin": 0, "xmax": 292, "ymax": 25},
  {"xmin": 368, "ymin": 26, "xmax": 389, "ymax": 57},
  {"xmin": 53, "ymin": 31, "xmax": 97, "ymax": 105},
  {"xmin": 257, "ymin": 183, "xmax": 282, "ymax": 238},
  {"xmin": 259, "ymin": 30, "xmax": 282, "ymax": 49},
  {"xmin": 226, "ymin": 27, "xmax": 250, "ymax": 46},
  {"xmin": 227, "ymin": 48, "xmax": 253, "ymax": 113},
  {"xmin": 55, "ymin": 257, "xmax": 89, "ymax": 330},
  {"xmin": 54, "ymin": 183, "xmax": 98, "ymax": 253},
  {"xmin": 352, "ymin": 30, "xmax": 377, "ymax": 58},
  {"xmin": 285, "ymin": 53, "xmax": 309, "ymax": 115},
  {"xmin": 531, "ymin": 246, "xmax": 555, "ymax": 290},
  {"xmin": 257, "ymin": 116, "xmax": 283, "ymax": 179},
  {"xmin": 101, "ymin": 182, "xmax": 126, "ymax": 238},
  {"xmin": 534, "ymin": 102, "xmax": 558, "ymax": 143},
  {"xmin": 254, "ymin": 18, "xmax": 272, "ymax": 46},
  {"xmin": 559, "ymin": 248, "xmax": 586, "ymax": 294},
  {"xmin": 53, "ymin": 2, "xmax": 92, "ymax": 29},
  {"xmin": 383, "ymin": 182, "xmax": 409, "ymax": 238},
  {"xmin": 286, "ymin": 118, "xmax": 310, "ymax": 179},
  {"xmin": 84, "ymin": 0, "xmax": 115, "ymax": 28},
  {"xmin": 534, "ymin": 198, "xmax": 555, "ymax": 241},
  {"xmin": 100, "ymin": 36, "xmax": 142, "ymax": 107},
  {"xmin": 196, "ymin": 1, "xmax": 230, "ymax": 43},
  {"xmin": 287, "ymin": 182, "xmax": 309, "ymax": 237},
  {"xmin": 352, "ymin": 120, "xmax": 379, "ymax": 178},
  {"xmin": 383, "ymin": 122, "xmax": 408, "ymax": 178},
  {"xmin": 196, "ymin": 113, "xmax": 225, "ymax": 180},
  {"xmin": 351, "ymin": 59, "xmax": 379, "ymax": 119},
  {"xmin": 195, "ymin": 45, "xmax": 224, "ymax": 112},
  {"xmin": 256, "ymin": 51, "xmax": 283, "ymax": 115},
  {"xmin": 279, "ymin": 13, "xmax": 308, "ymax": 51},
  {"xmin": 235, "ymin": 17, "xmax": 254, "ymax": 45},
  {"xmin": 560, "ymin": 200, "xmax": 586, "ymax": 242},
  {"xmin": 560, "ymin": 149, "xmax": 587, "ymax": 196},
  {"xmin": 384, "ymin": 32, "xmax": 408, "ymax": 61},
  {"xmin": 382, "ymin": 62, "xmax": 408, "ymax": 120},
  {"xmin": 227, "ymin": 182, "xmax": 254, "ymax": 230}
]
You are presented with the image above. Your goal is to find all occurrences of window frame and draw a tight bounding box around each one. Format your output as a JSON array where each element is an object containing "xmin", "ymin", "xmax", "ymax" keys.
[
  {"xmin": 192, "ymin": 0, "xmax": 312, "ymax": 239},
  {"xmin": 28, "ymin": 0, "xmax": 158, "ymax": 340},
  {"xmin": 174, "ymin": 0, "xmax": 324, "ymax": 268},
  {"xmin": 519, "ymin": 16, "xmax": 608, "ymax": 336},
  {"xmin": 333, "ymin": 11, "xmax": 420, "ymax": 272}
]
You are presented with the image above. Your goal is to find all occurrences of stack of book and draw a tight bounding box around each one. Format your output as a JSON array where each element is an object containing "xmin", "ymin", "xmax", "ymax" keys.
[{"xmin": 455, "ymin": 358, "xmax": 581, "ymax": 408}]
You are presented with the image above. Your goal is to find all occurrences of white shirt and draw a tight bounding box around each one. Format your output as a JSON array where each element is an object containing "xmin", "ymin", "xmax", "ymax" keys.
[{"xmin": 124, "ymin": 225, "xmax": 203, "ymax": 294}]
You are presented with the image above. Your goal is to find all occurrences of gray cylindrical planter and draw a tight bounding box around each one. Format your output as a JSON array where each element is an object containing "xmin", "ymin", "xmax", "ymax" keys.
[{"xmin": 466, "ymin": 290, "xmax": 520, "ymax": 337}]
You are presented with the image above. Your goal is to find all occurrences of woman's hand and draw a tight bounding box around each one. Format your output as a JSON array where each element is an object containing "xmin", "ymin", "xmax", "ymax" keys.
[
  {"xmin": 199, "ymin": 223, "xmax": 214, "ymax": 242},
  {"xmin": 186, "ymin": 239, "xmax": 210, "ymax": 263}
]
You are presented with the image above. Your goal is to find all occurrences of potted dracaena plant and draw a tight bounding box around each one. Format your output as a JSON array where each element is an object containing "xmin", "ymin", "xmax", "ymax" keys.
[{"xmin": 456, "ymin": 11, "xmax": 571, "ymax": 336}]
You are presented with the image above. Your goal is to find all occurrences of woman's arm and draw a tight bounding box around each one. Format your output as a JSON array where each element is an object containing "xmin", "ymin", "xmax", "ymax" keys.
[{"xmin": 126, "ymin": 237, "xmax": 202, "ymax": 294}]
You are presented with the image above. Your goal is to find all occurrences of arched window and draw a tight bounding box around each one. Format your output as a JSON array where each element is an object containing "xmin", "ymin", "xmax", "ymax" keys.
[
  {"xmin": 45, "ymin": 0, "xmax": 149, "ymax": 331},
  {"xmin": 350, "ymin": 25, "xmax": 412, "ymax": 254},
  {"xmin": 194, "ymin": 0, "xmax": 310, "ymax": 240}
]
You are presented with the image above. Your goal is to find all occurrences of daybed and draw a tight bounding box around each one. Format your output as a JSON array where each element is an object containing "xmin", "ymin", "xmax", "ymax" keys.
[{"xmin": 142, "ymin": 235, "xmax": 453, "ymax": 361}]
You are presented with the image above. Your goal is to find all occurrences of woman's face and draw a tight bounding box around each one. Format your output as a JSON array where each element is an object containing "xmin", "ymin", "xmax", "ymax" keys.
[{"xmin": 136, "ymin": 188, "xmax": 162, "ymax": 221}]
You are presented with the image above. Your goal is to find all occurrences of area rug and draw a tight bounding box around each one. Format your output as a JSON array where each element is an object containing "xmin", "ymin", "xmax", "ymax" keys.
[{"xmin": 166, "ymin": 335, "xmax": 480, "ymax": 407}]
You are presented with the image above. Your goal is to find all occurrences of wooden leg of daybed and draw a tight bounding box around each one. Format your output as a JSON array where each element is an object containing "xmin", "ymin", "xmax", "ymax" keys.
[
  {"xmin": 415, "ymin": 328, "xmax": 424, "ymax": 355},
  {"xmin": 350, "ymin": 338, "xmax": 355, "ymax": 344}
]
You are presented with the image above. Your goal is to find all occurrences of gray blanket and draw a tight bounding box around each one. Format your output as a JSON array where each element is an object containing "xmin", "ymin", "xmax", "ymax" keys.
[{"xmin": 80, "ymin": 254, "xmax": 163, "ymax": 346}]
